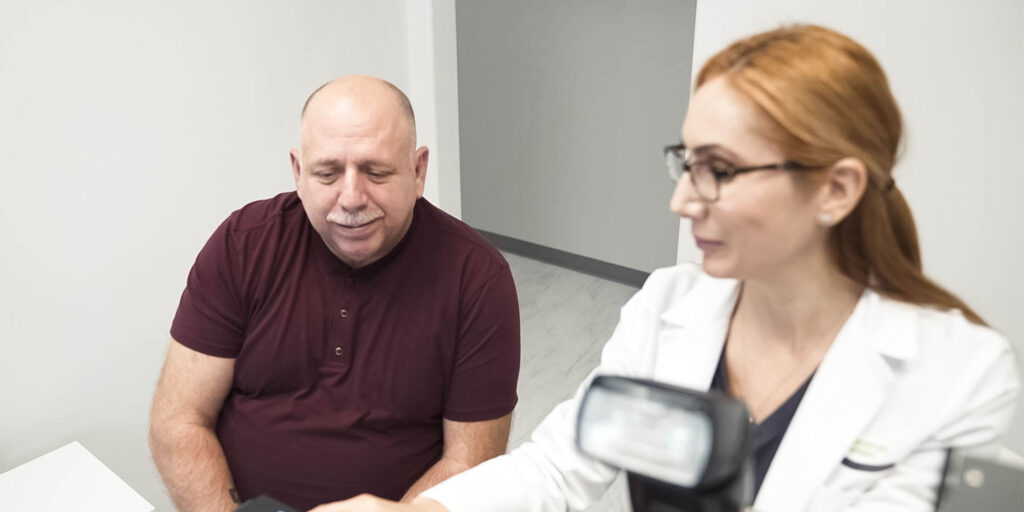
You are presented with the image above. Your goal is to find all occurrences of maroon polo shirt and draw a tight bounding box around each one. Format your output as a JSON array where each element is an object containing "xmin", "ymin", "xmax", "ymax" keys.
[{"xmin": 170, "ymin": 192, "xmax": 520, "ymax": 510}]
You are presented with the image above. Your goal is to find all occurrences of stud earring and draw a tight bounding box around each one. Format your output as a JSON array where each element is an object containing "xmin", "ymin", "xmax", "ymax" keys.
[{"xmin": 819, "ymin": 213, "xmax": 833, "ymax": 224}]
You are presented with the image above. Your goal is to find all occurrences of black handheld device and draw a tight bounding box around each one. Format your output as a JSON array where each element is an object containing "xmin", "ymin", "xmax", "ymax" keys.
[{"xmin": 235, "ymin": 495, "xmax": 300, "ymax": 512}]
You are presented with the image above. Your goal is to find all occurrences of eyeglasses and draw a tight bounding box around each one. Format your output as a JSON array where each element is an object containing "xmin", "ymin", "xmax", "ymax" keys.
[{"xmin": 664, "ymin": 142, "xmax": 817, "ymax": 202}]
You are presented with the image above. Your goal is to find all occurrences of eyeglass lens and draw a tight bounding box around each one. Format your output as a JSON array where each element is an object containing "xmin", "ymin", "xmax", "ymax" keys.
[{"xmin": 666, "ymin": 148, "xmax": 719, "ymax": 201}]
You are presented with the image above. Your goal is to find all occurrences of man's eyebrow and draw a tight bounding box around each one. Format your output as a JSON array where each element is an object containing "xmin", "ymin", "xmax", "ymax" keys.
[
  {"xmin": 309, "ymin": 158, "xmax": 394, "ymax": 170},
  {"xmin": 357, "ymin": 161, "xmax": 395, "ymax": 171},
  {"xmin": 310, "ymin": 158, "xmax": 343, "ymax": 169}
]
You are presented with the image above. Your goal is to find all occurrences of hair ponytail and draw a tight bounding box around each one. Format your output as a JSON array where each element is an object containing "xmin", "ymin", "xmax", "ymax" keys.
[
  {"xmin": 699, "ymin": 24, "xmax": 986, "ymax": 325},
  {"xmin": 837, "ymin": 182, "xmax": 986, "ymax": 325}
]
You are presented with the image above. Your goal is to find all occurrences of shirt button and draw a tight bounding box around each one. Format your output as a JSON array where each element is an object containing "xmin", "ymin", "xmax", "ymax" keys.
[
  {"xmin": 344, "ymin": 277, "xmax": 354, "ymax": 285},
  {"xmin": 340, "ymin": 308, "xmax": 349, "ymax": 318},
  {"xmin": 334, "ymin": 346, "xmax": 344, "ymax": 356}
]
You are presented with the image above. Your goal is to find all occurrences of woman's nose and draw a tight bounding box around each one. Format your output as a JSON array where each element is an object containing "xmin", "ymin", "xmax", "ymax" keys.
[{"xmin": 669, "ymin": 173, "xmax": 707, "ymax": 219}]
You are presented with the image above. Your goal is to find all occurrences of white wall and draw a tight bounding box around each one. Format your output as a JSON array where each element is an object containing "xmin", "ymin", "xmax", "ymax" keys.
[
  {"xmin": 680, "ymin": 0, "xmax": 1024, "ymax": 452},
  {"xmin": 405, "ymin": 0, "xmax": 462, "ymax": 218},
  {"xmin": 0, "ymin": 1, "xmax": 465, "ymax": 509}
]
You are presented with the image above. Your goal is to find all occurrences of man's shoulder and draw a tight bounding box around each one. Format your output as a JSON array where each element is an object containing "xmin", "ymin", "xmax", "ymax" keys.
[
  {"xmin": 223, "ymin": 191, "xmax": 304, "ymax": 234},
  {"xmin": 413, "ymin": 199, "xmax": 508, "ymax": 270}
]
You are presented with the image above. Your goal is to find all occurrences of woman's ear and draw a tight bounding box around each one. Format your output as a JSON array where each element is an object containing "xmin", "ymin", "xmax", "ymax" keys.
[{"xmin": 816, "ymin": 157, "xmax": 868, "ymax": 226}]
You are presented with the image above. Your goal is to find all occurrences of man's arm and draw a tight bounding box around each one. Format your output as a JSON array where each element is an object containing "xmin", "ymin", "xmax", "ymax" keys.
[
  {"xmin": 148, "ymin": 338, "xmax": 237, "ymax": 512},
  {"xmin": 399, "ymin": 414, "xmax": 512, "ymax": 502}
]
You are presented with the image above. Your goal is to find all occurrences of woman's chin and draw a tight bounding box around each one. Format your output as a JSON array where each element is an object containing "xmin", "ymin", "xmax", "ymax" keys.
[{"xmin": 700, "ymin": 258, "xmax": 736, "ymax": 279}]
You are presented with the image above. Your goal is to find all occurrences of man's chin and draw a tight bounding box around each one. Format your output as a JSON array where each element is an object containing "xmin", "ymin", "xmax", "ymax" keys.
[{"xmin": 326, "ymin": 240, "xmax": 382, "ymax": 268}]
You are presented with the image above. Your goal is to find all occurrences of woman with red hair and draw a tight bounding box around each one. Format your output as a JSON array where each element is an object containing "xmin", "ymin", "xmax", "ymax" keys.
[{"xmin": 313, "ymin": 24, "xmax": 1018, "ymax": 512}]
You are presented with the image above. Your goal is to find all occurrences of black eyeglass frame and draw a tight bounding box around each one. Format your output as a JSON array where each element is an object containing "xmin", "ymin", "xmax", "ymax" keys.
[{"xmin": 664, "ymin": 142, "xmax": 819, "ymax": 201}]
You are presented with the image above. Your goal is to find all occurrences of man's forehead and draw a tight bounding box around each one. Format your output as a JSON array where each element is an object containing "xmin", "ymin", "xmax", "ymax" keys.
[
  {"xmin": 301, "ymin": 90, "xmax": 414, "ymax": 148},
  {"xmin": 304, "ymin": 76, "xmax": 410, "ymax": 107},
  {"xmin": 302, "ymin": 76, "xmax": 413, "ymax": 126}
]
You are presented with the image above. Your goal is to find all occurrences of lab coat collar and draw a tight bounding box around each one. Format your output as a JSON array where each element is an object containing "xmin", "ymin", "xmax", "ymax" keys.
[
  {"xmin": 657, "ymin": 275, "xmax": 921, "ymax": 363},
  {"xmin": 652, "ymin": 273, "xmax": 739, "ymax": 390},
  {"xmin": 756, "ymin": 289, "xmax": 923, "ymax": 511},
  {"xmin": 654, "ymin": 273, "xmax": 923, "ymax": 511},
  {"xmin": 859, "ymin": 290, "xmax": 922, "ymax": 362},
  {"xmin": 658, "ymin": 272, "xmax": 740, "ymax": 328}
]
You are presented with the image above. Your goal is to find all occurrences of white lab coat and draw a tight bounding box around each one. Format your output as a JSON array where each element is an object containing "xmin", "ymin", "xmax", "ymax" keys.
[{"xmin": 421, "ymin": 264, "xmax": 1020, "ymax": 511}]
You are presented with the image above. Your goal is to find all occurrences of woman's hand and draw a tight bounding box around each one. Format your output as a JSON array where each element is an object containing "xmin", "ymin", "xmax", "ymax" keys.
[{"xmin": 308, "ymin": 494, "xmax": 447, "ymax": 512}]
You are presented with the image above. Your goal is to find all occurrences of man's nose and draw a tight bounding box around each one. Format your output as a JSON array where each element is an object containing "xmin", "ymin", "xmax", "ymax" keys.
[
  {"xmin": 336, "ymin": 171, "xmax": 369, "ymax": 210},
  {"xmin": 668, "ymin": 173, "xmax": 707, "ymax": 220}
]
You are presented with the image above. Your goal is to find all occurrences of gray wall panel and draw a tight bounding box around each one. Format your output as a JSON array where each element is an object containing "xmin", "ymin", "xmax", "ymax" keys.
[{"xmin": 456, "ymin": 0, "xmax": 698, "ymax": 273}]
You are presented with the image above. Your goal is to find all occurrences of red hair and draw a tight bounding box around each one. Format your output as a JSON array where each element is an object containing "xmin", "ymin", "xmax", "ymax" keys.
[{"xmin": 697, "ymin": 25, "xmax": 984, "ymax": 324}]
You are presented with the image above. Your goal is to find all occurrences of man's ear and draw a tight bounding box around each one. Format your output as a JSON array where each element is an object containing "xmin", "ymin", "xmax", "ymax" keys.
[
  {"xmin": 289, "ymin": 148, "xmax": 302, "ymax": 194},
  {"xmin": 816, "ymin": 157, "xmax": 868, "ymax": 226},
  {"xmin": 414, "ymin": 146, "xmax": 429, "ymax": 198}
]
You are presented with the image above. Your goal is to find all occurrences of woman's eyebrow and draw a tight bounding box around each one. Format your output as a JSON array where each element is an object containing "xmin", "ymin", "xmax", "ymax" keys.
[{"xmin": 691, "ymin": 144, "xmax": 739, "ymax": 160}]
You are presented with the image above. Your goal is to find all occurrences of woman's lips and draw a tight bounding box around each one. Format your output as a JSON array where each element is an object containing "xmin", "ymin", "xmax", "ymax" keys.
[{"xmin": 694, "ymin": 237, "xmax": 724, "ymax": 251}]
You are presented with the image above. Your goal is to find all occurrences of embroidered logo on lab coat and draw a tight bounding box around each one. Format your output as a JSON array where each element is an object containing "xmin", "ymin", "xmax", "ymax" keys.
[{"xmin": 842, "ymin": 439, "xmax": 895, "ymax": 471}]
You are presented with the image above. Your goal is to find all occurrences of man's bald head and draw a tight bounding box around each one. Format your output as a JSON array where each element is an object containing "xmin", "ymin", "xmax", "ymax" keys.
[
  {"xmin": 289, "ymin": 75, "xmax": 429, "ymax": 269},
  {"xmin": 299, "ymin": 75, "xmax": 417, "ymax": 146}
]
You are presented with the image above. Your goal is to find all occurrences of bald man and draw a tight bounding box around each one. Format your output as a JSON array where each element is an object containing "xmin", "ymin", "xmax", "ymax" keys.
[{"xmin": 149, "ymin": 76, "xmax": 520, "ymax": 511}]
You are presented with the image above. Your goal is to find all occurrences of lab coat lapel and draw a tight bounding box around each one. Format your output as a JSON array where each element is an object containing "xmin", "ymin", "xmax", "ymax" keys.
[
  {"xmin": 654, "ymin": 275, "xmax": 739, "ymax": 390},
  {"xmin": 754, "ymin": 291, "xmax": 915, "ymax": 512}
]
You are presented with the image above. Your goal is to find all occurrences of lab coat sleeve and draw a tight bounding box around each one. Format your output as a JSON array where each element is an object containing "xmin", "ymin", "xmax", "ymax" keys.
[
  {"xmin": 419, "ymin": 276, "xmax": 664, "ymax": 512},
  {"xmin": 841, "ymin": 331, "xmax": 1020, "ymax": 512}
]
